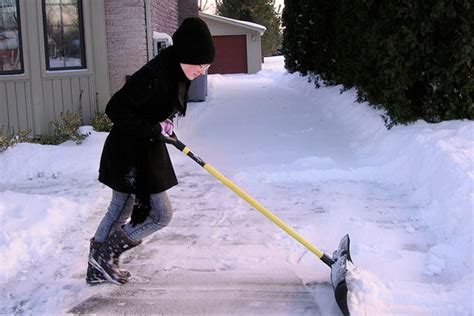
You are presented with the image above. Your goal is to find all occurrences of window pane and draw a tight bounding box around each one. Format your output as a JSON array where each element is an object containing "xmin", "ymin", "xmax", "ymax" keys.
[
  {"xmin": 43, "ymin": 0, "xmax": 85, "ymax": 70},
  {"xmin": 0, "ymin": 0, "xmax": 23, "ymax": 74}
]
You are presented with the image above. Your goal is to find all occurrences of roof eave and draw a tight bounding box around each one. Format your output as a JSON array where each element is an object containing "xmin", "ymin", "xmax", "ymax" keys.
[{"xmin": 199, "ymin": 12, "xmax": 266, "ymax": 35}]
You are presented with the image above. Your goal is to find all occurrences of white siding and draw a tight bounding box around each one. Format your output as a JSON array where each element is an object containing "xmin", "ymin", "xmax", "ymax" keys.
[
  {"xmin": 0, "ymin": 80, "xmax": 33, "ymax": 132},
  {"xmin": 0, "ymin": 0, "xmax": 109, "ymax": 135}
]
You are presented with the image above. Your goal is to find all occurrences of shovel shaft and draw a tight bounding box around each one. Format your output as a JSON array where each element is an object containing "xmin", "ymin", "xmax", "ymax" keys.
[{"xmin": 178, "ymin": 142, "xmax": 333, "ymax": 264}]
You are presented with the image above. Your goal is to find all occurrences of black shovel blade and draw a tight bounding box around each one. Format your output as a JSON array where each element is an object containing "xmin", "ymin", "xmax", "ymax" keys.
[{"xmin": 331, "ymin": 234, "xmax": 352, "ymax": 316}]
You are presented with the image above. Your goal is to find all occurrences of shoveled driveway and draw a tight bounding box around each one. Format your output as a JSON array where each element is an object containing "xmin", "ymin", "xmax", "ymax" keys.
[{"xmin": 68, "ymin": 166, "xmax": 336, "ymax": 315}]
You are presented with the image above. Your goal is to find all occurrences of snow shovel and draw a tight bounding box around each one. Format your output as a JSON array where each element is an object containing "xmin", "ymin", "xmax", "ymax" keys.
[{"xmin": 162, "ymin": 134, "xmax": 352, "ymax": 315}]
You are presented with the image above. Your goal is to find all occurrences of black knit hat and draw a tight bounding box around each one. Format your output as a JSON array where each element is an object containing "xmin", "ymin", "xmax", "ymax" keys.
[{"xmin": 172, "ymin": 17, "xmax": 215, "ymax": 65}]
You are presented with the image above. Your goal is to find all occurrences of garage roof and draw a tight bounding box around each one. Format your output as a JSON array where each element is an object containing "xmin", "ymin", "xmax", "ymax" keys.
[{"xmin": 199, "ymin": 12, "xmax": 266, "ymax": 35}]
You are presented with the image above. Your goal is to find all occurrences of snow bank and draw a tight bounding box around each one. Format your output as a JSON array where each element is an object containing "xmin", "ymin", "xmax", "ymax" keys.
[
  {"xmin": 245, "ymin": 60, "xmax": 473, "ymax": 273},
  {"xmin": 0, "ymin": 127, "xmax": 104, "ymax": 283},
  {"xmin": 0, "ymin": 191, "xmax": 82, "ymax": 282},
  {"xmin": 359, "ymin": 121, "xmax": 473, "ymax": 242},
  {"xmin": 0, "ymin": 127, "xmax": 103, "ymax": 185}
]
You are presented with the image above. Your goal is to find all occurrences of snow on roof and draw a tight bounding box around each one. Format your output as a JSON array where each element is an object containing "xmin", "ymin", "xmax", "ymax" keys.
[{"xmin": 199, "ymin": 12, "xmax": 266, "ymax": 35}]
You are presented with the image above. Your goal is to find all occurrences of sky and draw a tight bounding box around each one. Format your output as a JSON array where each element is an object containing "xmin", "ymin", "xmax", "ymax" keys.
[{"xmin": 1, "ymin": 56, "xmax": 472, "ymax": 315}]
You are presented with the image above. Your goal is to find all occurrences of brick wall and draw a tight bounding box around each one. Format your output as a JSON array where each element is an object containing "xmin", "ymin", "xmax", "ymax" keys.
[
  {"xmin": 149, "ymin": 0, "xmax": 178, "ymax": 36},
  {"xmin": 178, "ymin": 0, "xmax": 198, "ymax": 23},
  {"xmin": 105, "ymin": 0, "xmax": 148, "ymax": 94},
  {"xmin": 105, "ymin": 0, "xmax": 198, "ymax": 94},
  {"xmin": 149, "ymin": 0, "xmax": 197, "ymax": 37}
]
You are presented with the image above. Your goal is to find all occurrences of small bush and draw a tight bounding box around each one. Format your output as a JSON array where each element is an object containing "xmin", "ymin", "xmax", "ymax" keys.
[
  {"xmin": 0, "ymin": 127, "xmax": 11, "ymax": 152},
  {"xmin": 1, "ymin": 111, "xmax": 89, "ymax": 151},
  {"xmin": 0, "ymin": 127, "xmax": 32, "ymax": 152},
  {"xmin": 91, "ymin": 111, "xmax": 113, "ymax": 132},
  {"xmin": 34, "ymin": 111, "xmax": 89, "ymax": 145}
]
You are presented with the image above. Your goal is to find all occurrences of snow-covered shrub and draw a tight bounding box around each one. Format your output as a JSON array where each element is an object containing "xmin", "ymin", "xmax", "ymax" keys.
[{"xmin": 0, "ymin": 127, "xmax": 31, "ymax": 152}]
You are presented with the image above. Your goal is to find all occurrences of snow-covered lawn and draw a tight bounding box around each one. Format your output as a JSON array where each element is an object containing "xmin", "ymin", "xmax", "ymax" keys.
[{"xmin": 1, "ymin": 56, "xmax": 472, "ymax": 315}]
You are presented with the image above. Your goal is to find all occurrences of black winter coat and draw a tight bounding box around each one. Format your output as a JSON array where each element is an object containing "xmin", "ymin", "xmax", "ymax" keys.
[{"xmin": 98, "ymin": 46, "xmax": 190, "ymax": 194}]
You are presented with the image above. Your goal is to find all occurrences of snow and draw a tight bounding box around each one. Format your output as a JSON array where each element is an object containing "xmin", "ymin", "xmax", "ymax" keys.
[{"xmin": 1, "ymin": 56, "xmax": 473, "ymax": 315}]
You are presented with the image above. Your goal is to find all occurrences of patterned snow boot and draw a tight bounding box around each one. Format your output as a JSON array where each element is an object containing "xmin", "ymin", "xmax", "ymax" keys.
[
  {"xmin": 86, "ymin": 239, "xmax": 128, "ymax": 285},
  {"xmin": 86, "ymin": 228, "xmax": 141, "ymax": 285}
]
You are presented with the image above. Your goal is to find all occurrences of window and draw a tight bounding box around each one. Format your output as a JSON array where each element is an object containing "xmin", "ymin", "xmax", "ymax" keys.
[
  {"xmin": 42, "ymin": 0, "xmax": 86, "ymax": 71},
  {"xmin": 0, "ymin": 0, "xmax": 24, "ymax": 75}
]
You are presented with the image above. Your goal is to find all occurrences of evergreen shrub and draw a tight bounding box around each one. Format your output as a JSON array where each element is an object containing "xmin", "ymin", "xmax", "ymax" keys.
[
  {"xmin": 282, "ymin": 0, "xmax": 473, "ymax": 126},
  {"xmin": 34, "ymin": 111, "xmax": 89, "ymax": 145}
]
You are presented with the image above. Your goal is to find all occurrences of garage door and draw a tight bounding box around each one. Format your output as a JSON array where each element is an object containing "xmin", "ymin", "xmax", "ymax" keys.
[{"xmin": 209, "ymin": 35, "xmax": 247, "ymax": 74}]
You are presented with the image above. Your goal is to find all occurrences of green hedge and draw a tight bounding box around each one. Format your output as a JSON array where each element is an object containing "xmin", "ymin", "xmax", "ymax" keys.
[{"xmin": 282, "ymin": 0, "xmax": 473, "ymax": 126}]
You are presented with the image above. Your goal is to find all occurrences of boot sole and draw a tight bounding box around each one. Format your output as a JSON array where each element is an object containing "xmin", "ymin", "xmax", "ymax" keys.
[{"xmin": 86, "ymin": 278, "xmax": 108, "ymax": 286}]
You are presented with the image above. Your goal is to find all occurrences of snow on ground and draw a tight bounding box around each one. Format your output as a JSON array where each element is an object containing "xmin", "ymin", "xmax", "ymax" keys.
[{"xmin": 0, "ymin": 56, "xmax": 472, "ymax": 315}]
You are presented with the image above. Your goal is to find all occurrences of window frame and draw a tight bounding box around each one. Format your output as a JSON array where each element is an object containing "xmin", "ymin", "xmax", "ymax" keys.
[
  {"xmin": 0, "ymin": 0, "xmax": 25, "ymax": 75},
  {"xmin": 41, "ymin": 0, "xmax": 87, "ymax": 71}
]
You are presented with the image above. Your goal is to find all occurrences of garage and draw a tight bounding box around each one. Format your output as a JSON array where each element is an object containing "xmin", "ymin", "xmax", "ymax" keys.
[
  {"xmin": 199, "ymin": 12, "xmax": 266, "ymax": 75},
  {"xmin": 210, "ymin": 35, "xmax": 247, "ymax": 74}
]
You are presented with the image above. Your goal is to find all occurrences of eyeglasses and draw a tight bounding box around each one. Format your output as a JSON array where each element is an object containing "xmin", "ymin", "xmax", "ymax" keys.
[{"xmin": 199, "ymin": 64, "xmax": 211, "ymax": 73}]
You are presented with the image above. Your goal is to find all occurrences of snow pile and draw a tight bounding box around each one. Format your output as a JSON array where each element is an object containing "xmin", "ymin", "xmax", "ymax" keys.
[
  {"xmin": 0, "ymin": 127, "xmax": 104, "ymax": 283},
  {"xmin": 358, "ymin": 121, "xmax": 473, "ymax": 264},
  {"xmin": 0, "ymin": 191, "xmax": 78, "ymax": 281}
]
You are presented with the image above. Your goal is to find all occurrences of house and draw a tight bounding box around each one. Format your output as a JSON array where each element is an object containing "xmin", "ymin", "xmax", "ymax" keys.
[
  {"xmin": 0, "ymin": 0, "xmax": 197, "ymax": 136},
  {"xmin": 199, "ymin": 12, "xmax": 266, "ymax": 75}
]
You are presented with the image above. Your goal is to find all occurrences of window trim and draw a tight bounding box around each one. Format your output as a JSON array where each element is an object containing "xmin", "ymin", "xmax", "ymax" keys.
[
  {"xmin": 41, "ymin": 0, "xmax": 87, "ymax": 71},
  {"xmin": 0, "ymin": 0, "xmax": 25, "ymax": 75}
]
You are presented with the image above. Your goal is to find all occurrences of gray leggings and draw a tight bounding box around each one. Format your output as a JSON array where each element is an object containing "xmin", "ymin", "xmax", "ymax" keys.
[{"xmin": 94, "ymin": 190, "xmax": 173, "ymax": 242}]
